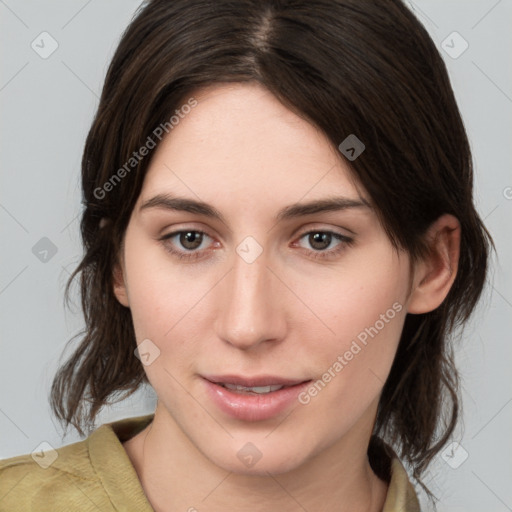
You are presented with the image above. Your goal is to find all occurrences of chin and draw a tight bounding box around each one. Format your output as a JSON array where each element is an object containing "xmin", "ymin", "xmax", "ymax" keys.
[{"xmin": 204, "ymin": 439, "xmax": 311, "ymax": 476}]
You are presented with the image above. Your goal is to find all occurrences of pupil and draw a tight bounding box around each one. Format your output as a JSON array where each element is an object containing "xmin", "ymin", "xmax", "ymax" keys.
[
  {"xmin": 310, "ymin": 232, "xmax": 330, "ymax": 250},
  {"xmin": 181, "ymin": 231, "xmax": 202, "ymax": 250}
]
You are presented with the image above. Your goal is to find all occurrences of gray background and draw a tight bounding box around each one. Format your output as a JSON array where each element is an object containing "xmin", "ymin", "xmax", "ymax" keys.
[{"xmin": 1, "ymin": 1, "xmax": 511, "ymax": 511}]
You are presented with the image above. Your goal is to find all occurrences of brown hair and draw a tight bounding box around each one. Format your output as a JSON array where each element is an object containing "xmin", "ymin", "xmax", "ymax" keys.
[{"xmin": 50, "ymin": 0, "xmax": 493, "ymax": 503}]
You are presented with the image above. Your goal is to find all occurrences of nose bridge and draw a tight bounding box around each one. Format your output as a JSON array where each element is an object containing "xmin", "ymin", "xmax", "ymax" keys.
[{"xmin": 215, "ymin": 242, "xmax": 283, "ymax": 349}]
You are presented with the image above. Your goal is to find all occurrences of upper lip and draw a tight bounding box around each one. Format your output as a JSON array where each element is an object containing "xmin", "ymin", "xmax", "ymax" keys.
[{"xmin": 203, "ymin": 374, "xmax": 310, "ymax": 387}]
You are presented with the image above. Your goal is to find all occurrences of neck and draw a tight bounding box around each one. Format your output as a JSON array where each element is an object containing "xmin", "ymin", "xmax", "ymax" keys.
[{"xmin": 123, "ymin": 404, "xmax": 388, "ymax": 512}]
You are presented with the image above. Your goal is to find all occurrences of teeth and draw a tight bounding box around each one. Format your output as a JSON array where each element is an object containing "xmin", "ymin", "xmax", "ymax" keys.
[{"xmin": 222, "ymin": 383, "xmax": 284, "ymax": 394}]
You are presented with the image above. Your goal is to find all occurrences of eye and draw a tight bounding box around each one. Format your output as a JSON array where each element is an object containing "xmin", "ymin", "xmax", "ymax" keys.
[
  {"xmin": 159, "ymin": 228, "xmax": 354, "ymax": 262},
  {"xmin": 160, "ymin": 230, "xmax": 214, "ymax": 261},
  {"xmin": 294, "ymin": 230, "xmax": 354, "ymax": 260}
]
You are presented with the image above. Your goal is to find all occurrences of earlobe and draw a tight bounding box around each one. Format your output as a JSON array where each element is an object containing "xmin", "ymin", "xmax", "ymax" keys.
[
  {"xmin": 407, "ymin": 214, "xmax": 461, "ymax": 314},
  {"xmin": 113, "ymin": 262, "xmax": 130, "ymax": 307}
]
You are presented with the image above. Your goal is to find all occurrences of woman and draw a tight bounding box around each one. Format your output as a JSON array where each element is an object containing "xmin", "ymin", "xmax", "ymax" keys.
[{"xmin": 0, "ymin": 0, "xmax": 492, "ymax": 510}]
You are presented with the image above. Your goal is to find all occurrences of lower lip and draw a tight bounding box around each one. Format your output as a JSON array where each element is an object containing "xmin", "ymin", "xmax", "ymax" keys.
[{"xmin": 202, "ymin": 378, "xmax": 312, "ymax": 422}]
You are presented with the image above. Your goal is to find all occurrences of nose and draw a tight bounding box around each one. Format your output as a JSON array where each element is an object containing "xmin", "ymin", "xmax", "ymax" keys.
[{"xmin": 214, "ymin": 244, "xmax": 286, "ymax": 351}]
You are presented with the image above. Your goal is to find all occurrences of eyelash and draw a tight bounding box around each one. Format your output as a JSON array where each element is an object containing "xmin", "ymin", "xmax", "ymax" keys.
[{"xmin": 159, "ymin": 229, "xmax": 354, "ymax": 262}]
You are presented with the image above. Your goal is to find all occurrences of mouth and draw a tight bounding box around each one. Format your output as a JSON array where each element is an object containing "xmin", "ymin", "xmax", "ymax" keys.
[
  {"xmin": 201, "ymin": 374, "xmax": 312, "ymax": 421},
  {"xmin": 203, "ymin": 375, "xmax": 309, "ymax": 394},
  {"xmin": 217, "ymin": 383, "xmax": 287, "ymax": 395}
]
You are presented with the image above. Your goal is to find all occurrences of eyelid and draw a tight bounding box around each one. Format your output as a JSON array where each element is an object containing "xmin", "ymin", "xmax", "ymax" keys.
[
  {"xmin": 294, "ymin": 223, "xmax": 355, "ymax": 238},
  {"xmin": 159, "ymin": 228, "xmax": 217, "ymax": 247},
  {"xmin": 292, "ymin": 228, "xmax": 354, "ymax": 258},
  {"xmin": 159, "ymin": 229, "xmax": 217, "ymax": 262},
  {"xmin": 159, "ymin": 223, "xmax": 353, "ymax": 244},
  {"xmin": 159, "ymin": 224, "xmax": 355, "ymax": 262}
]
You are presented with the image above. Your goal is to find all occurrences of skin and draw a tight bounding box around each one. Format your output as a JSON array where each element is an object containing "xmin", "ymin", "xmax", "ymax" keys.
[{"xmin": 114, "ymin": 82, "xmax": 460, "ymax": 512}]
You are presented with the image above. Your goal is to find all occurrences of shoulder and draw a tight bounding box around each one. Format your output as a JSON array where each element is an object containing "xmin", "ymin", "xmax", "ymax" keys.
[
  {"xmin": 0, "ymin": 431, "xmax": 114, "ymax": 511},
  {"xmin": 0, "ymin": 414, "xmax": 155, "ymax": 512}
]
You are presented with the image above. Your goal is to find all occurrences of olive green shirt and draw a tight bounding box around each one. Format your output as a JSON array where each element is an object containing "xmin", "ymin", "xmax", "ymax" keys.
[{"xmin": 0, "ymin": 414, "xmax": 420, "ymax": 511}]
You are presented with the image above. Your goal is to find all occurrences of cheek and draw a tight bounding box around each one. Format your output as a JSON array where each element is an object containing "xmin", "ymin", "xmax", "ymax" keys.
[
  {"xmin": 122, "ymin": 235, "xmax": 222, "ymax": 386},
  {"xmin": 294, "ymin": 248, "xmax": 409, "ymax": 396},
  {"xmin": 299, "ymin": 248, "xmax": 407, "ymax": 339},
  {"xmin": 123, "ymin": 238, "xmax": 203, "ymax": 338}
]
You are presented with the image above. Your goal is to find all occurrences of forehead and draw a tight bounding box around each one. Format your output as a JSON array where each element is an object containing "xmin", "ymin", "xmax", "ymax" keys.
[{"xmin": 138, "ymin": 82, "xmax": 365, "ymax": 214}]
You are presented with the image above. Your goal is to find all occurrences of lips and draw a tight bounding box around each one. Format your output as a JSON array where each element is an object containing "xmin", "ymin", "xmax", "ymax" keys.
[
  {"xmin": 203, "ymin": 374, "xmax": 307, "ymax": 388},
  {"xmin": 221, "ymin": 383, "xmax": 284, "ymax": 394},
  {"xmin": 201, "ymin": 374, "xmax": 312, "ymax": 421}
]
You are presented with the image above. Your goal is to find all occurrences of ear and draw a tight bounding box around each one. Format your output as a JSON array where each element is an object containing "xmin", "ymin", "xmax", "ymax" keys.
[
  {"xmin": 113, "ymin": 258, "xmax": 130, "ymax": 308},
  {"xmin": 407, "ymin": 214, "xmax": 461, "ymax": 314}
]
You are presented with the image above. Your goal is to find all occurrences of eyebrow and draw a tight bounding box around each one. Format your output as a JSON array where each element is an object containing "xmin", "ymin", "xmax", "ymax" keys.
[{"xmin": 139, "ymin": 193, "xmax": 370, "ymax": 224}]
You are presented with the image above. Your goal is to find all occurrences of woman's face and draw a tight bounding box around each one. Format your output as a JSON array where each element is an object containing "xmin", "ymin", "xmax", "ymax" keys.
[{"xmin": 115, "ymin": 82, "xmax": 413, "ymax": 474}]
